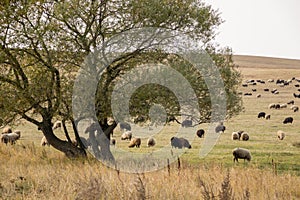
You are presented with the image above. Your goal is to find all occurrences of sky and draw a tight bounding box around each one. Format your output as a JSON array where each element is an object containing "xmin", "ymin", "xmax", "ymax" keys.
[{"xmin": 205, "ymin": 0, "xmax": 300, "ymax": 60}]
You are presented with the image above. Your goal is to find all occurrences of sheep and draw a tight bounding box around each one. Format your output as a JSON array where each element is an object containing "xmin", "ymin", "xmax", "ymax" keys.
[
  {"xmin": 147, "ymin": 137, "xmax": 156, "ymax": 147},
  {"xmin": 257, "ymin": 112, "xmax": 266, "ymax": 118},
  {"xmin": 232, "ymin": 147, "xmax": 251, "ymax": 162},
  {"xmin": 283, "ymin": 117, "xmax": 293, "ymax": 124},
  {"xmin": 256, "ymin": 94, "xmax": 261, "ymax": 98},
  {"xmin": 290, "ymin": 105, "xmax": 299, "ymax": 112},
  {"xmin": 1, "ymin": 132, "xmax": 21, "ymax": 145},
  {"xmin": 170, "ymin": 137, "xmax": 191, "ymax": 149},
  {"xmin": 293, "ymin": 93, "xmax": 300, "ymax": 98},
  {"xmin": 266, "ymin": 114, "xmax": 271, "ymax": 120},
  {"xmin": 181, "ymin": 119, "xmax": 192, "ymax": 127},
  {"xmin": 232, "ymin": 132, "xmax": 240, "ymax": 140},
  {"xmin": 121, "ymin": 131, "xmax": 132, "ymax": 140},
  {"xmin": 268, "ymin": 103, "xmax": 276, "ymax": 109},
  {"xmin": 287, "ymin": 100, "xmax": 295, "ymax": 105},
  {"xmin": 215, "ymin": 122, "xmax": 226, "ymax": 133},
  {"xmin": 280, "ymin": 104, "xmax": 287, "ymax": 109},
  {"xmin": 128, "ymin": 137, "xmax": 141, "ymax": 148},
  {"xmin": 196, "ymin": 129, "xmax": 205, "ymax": 138},
  {"xmin": 277, "ymin": 130, "xmax": 285, "ymax": 140},
  {"xmin": 241, "ymin": 132, "xmax": 249, "ymax": 141},
  {"xmin": 119, "ymin": 122, "xmax": 131, "ymax": 131},
  {"xmin": 2, "ymin": 126, "xmax": 12, "ymax": 134},
  {"xmin": 52, "ymin": 121, "xmax": 62, "ymax": 130},
  {"xmin": 41, "ymin": 136, "xmax": 50, "ymax": 146}
]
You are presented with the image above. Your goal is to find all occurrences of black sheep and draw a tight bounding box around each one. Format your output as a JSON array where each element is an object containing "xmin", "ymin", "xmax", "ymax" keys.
[
  {"xmin": 196, "ymin": 129, "xmax": 205, "ymax": 138},
  {"xmin": 257, "ymin": 112, "xmax": 266, "ymax": 118},
  {"xmin": 283, "ymin": 117, "xmax": 293, "ymax": 124}
]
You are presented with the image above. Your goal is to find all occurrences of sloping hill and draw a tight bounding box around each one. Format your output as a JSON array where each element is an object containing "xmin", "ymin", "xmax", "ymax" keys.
[{"xmin": 233, "ymin": 55, "xmax": 300, "ymax": 69}]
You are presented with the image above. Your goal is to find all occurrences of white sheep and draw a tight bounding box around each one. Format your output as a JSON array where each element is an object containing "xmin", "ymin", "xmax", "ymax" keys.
[
  {"xmin": 232, "ymin": 147, "xmax": 251, "ymax": 162},
  {"xmin": 232, "ymin": 132, "xmax": 240, "ymax": 140},
  {"xmin": 121, "ymin": 131, "xmax": 132, "ymax": 140},
  {"xmin": 41, "ymin": 136, "xmax": 50, "ymax": 146},
  {"xmin": 147, "ymin": 137, "xmax": 156, "ymax": 147},
  {"xmin": 241, "ymin": 132, "xmax": 249, "ymax": 141},
  {"xmin": 277, "ymin": 130, "xmax": 285, "ymax": 140}
]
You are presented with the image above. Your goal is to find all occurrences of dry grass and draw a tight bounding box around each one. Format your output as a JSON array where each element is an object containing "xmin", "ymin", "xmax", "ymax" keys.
[{"xmin": 1, "ymin": 55, "xmax": 300, "ymax": 199}]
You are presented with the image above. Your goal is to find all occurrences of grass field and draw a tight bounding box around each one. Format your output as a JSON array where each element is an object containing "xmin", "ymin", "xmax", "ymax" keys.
[{"xmin": 1, "ymin": 55, "xmax": 300, "ymax": 199}]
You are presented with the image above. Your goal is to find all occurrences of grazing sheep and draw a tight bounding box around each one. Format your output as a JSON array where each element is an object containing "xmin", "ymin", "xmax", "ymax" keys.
[
  {"xmin": 196, "ymin": 129, "xmax": 205, "ymax": 138},
  {"xmin": 232, "ymin": 132, "xmax": 240, "ymax": 140},
  {"xmin": 257, "ymin": 112, "xmax": 266, "ymax": 118},
  {"xmin": 293, "ymin": 93, "xmax": 300, "ymax": 98},
  {"xmin": 119, "ymin": 122, "xmax": 131, "ymax": 131},
  {"xmin": 128, "ymin": 137, "xmax": 141, "ymax": 148},
  {"xmin": 291, "ymin": 105, "xmax": 299, "ymax": 112},
  {"xmin": 256, "ymin": 94, "xmax": 261, "ymax": 98},
  {"xmin": 287, "ymin": 100, "xmax": 295, "ymax": 105},
  {"xmin": 52, "ymin": 121, "xmax": 62, "ymax": 130},
  {"xmin": 266, "ymin": 114, "xmax": 271, "ymax": 120},
  {"xmin": 280, "ymin": 104, "xmax": 287, "ymax": 109},
  {"xmin": 275, "ymin": 104, "xmax": 281, "ymax": 109},
  {"xmin": 147, "ymin": 137, "xmax": 156, "ymax": 147},
  {"xmin": 2, "ymin": 126, "xmax": 12, "ymax": 134},
  {"xmin": 277, "ymin": 130, "xmax": 285, "ymax": 140},
  {"xmin": 121, "ymin": 131, "xmax": 132, "ymax": 140},
  {"xmin": 241, "ymin": 132, "xmax": 249, "ymax": 141},
  {"xmin": 181, "ymin": 119, "xmax": 192, "ymax": 127},
  {"xmin": 41, "ymin": 136, "xmax": 50, "ymax": 146},
  {"xmin": 1, "ymin": 132, "xmax": 21, "ymax": 145},
  {"xmin": 170, "ymin": 137, "xmax": 191, "ymax": 149},
  {"xmin": 244, "ymin": 92, "xmax": 252, "ymax": 96},
  {"xmin": 215, "ymin": 122, "xmax": 226, "ymax": 133},
  {"xmin": 267, "ymin": 79, "xmax": 274, "ymax": 83},
  {"xmin": 232, "ymin": 147, "xmax": 251, "ymax": 162},
  {"xmin": 269, "ymin": 103, "xmax": 276, "ymax": 109},
  {"xmin": 283, "ymin": 117, "xmax": 293, "ymax": 124},
  {"xmin": 264, "ymin": 88, "xmax": 270, "ymax": 92}
]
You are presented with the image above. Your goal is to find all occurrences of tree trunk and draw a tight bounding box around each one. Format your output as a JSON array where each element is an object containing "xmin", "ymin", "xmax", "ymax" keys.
[{"xmin": 40, "ymin": 121, "xmax": 86, "ymax": 158}]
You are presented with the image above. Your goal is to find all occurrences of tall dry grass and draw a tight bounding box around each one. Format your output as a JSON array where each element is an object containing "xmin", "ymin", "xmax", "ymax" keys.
[{"xmin": 0, "ymin": 143, "xmax": 299, "ymax": 200}]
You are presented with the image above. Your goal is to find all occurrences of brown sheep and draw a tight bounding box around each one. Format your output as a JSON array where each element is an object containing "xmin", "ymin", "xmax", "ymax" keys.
[
  {"xmin": 147, "ymin": 137, "xmax": 156, "ymax": 147},
  {"xmin": 128, "ymin": 137, "xmax": 141, "ymax": 148},
  {"xmin": 241, "ymin": 132, "xmax": 249, "ymax": 141}
]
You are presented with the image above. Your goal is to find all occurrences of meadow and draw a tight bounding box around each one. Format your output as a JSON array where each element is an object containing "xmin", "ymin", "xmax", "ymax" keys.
[{"xmin": 1, "ymin": 55, "xmax": 300, "ymax": 199}]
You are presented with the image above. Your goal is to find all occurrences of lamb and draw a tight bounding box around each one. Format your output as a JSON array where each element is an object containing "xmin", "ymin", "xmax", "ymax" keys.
[
  {"xmin": 283, "ymin": 117, "xmax": 293, "ymax": 124},
  {"xmin": 52, "ymin": 121, "xmax": 62, "ymax": 130},
  {"xmin": 121, "ymin": 131, "xmax": 132, "ymax": 140},
  {"xmin": 232, "ymin": 132, "xmax": 240, "ymax": 140},
  {"xmin": 170, "ymin": 137, "xmax": 191, "ymax": 149},
  {"xmin": 41, "ymin": 136, "xmax": 50, "ymax": 146},
  {"xmin": 277, "ymin": 130, "xmax": 285, "ymax": 140},
  {"xmin": 196, "ymin": 129, "xmax": 205, "ymax": 138},
  {"xmin": 147, "ymin": 137, "xmax": 156, "ymax": 147},
  {"xmin": 232, "ymin": 147, "xmax": 251, "ymax": 162},
  {"xmin": 241, "ymin": 132, "xmax": 249, "ymax": 141},
  {"xmin": 128, "ymin": 137, "xmax": 141, "ymax": 148},
  {"xmin": 1, "ymin": 132, "xmax": 21, "ymax": 145},
  {"xmin": 257, "ymin": 112, "xmax": 266, "ymax": 118}
]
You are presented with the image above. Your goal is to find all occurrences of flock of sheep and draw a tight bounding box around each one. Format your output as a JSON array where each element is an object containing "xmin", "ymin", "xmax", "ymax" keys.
[{"xmin": 2, "ymin": 75, "xmax": 299, "ymax": 164}]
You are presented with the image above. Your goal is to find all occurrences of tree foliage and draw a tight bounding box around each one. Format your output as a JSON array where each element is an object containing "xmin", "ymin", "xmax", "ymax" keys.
[{"xmin": 0, "ymin": 0, "xmax": 242, "ymax": 159}]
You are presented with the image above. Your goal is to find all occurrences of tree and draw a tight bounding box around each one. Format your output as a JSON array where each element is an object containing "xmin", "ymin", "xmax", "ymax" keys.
[{"xmin": 0, "ymin": 0, "xmax": 242, "ymax": 161}]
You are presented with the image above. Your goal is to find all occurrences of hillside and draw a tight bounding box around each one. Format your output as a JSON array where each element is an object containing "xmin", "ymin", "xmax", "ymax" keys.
[{"xmin": 233, "ymin": 55, "xmax": 300, "ymax": 69}]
